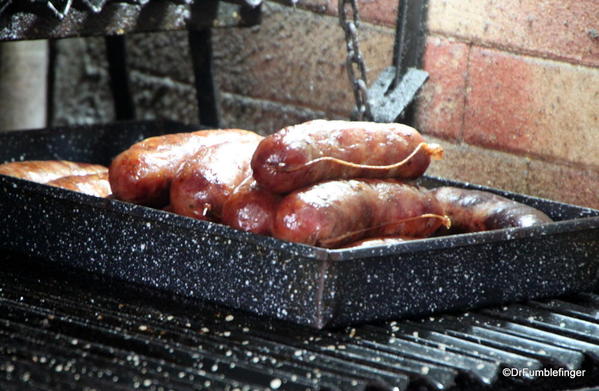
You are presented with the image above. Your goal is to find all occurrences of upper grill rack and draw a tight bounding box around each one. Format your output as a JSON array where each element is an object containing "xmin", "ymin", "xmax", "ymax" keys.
[
  {"xmin": 1, "ymin": 252, "xmax": 598, "ymax": 391},
  {"xmin": 0, "ymin": 0, "xmax": 261, "ymax": 41},
  {"xmin": 1, "ymin": 0, "xmax": 260, "ymax": 19}
]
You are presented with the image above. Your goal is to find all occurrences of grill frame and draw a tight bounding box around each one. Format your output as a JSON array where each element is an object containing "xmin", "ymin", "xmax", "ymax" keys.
[{"xmin": 0, "ymin": 120, "xmax": 598, "ymax": 329}]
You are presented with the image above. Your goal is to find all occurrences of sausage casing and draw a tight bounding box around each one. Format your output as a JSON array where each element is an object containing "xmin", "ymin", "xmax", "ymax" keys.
[
  {"xmin": 169, "ymin": 133, "xmax": 263, "ymax": 221},
  {"xmin": 47, "ymin": 172, "xmax": 112, "ymax": 198},
  {"xmin": 0, "ymin": 160, "xmax": 107, "ymax": 184},
  {"xmin": 251, "ymin": 120, "xmax": 443, "ymax": 193},
  {"xmin": 430, "ymin": 186, "xmax": 553, "ymax": 233},
  {"xmin": 272, "ymin": 179, "xmax": 449, "ymax": 248},
  {"xmin": 109, "ymin": 129, "xmax": 258, "ymax": 207},
  {"xmin": 221, "ymin": 177, "xmax": 282, "ymax": 235}
]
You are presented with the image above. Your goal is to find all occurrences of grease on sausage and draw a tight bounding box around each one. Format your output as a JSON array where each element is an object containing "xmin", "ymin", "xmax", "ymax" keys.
[
  {"xmin": 221, "ymin": 177, "xmax": 283, "ymax": 235},
  {"xmin": 272, "ymin": 179, "xmax": 450, "ymax": 248},
  {"xmin": 342, "ymin": 236, "xmax": 415, "ymax": 249},
  {"xmin": 47, "ymin": 172, "xmax": 112, "ymax": 198},
  {"xmin": 0, "ymin": 160, "xmax": 107, "ymax": 184},
  {"xmin": 430, "ymin": 186, "xmax": 552, "ymax": 233},
  {"xmin": 169, "ymin": 133, "xmax": 263, "ymax": 221},
  {"xmin": 251, "ymin": 120, "xmax": 443, "ymax": 193},
  {"xmin": 109, "ymin": 129, "xmax": 259, "ymax": 207}
]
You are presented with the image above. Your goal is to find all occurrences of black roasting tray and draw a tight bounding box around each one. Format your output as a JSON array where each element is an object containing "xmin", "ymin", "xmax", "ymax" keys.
[{"xmin": 1, "ymin": 120, "xmax": 598, "ymax": 329}]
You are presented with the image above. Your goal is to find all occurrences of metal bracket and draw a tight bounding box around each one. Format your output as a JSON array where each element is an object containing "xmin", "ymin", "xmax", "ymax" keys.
[
  {"xmin": 367, "ymin": 0, "xmax": 428, "ymax": 123},
  {"xmin": 369, "ymin": 66, "xmax": 427, "ymax": 123}
]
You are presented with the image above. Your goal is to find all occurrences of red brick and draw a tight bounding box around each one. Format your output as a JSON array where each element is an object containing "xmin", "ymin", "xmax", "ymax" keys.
[
  {"xmin": 427, "ymin": 137, "xmax": 599, "ymax": 208},
  {"xmin": 414, "ymin": 36, "xmax": 469, "ymax": 141},
  {"xmin": 425, "ymin": 137, "xmax": 530, "ymax": 195},
  {"xmin": 528, "ymin": 161, "xmax": 599, "ymax": 209},
  {"xmin": 427, "ymin": 0, "xmax": 599, "ymax": 67},
  {"xmin": 464, "ymin": 46, "xmax": 599, "ymax": 168}
]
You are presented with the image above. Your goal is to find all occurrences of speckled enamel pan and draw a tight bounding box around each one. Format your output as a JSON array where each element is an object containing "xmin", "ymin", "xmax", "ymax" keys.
[{"xmin": 1, "ymin": 121, "xmax": 598, "ymax": 328}]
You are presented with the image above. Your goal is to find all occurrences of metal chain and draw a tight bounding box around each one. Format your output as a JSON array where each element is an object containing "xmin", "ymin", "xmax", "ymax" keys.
[{"xmin": 338, "ymin": 0, "xmax": 373, "ymax": 121}]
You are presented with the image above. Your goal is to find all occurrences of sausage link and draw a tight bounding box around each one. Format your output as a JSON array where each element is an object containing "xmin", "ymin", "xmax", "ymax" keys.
[
  {"xmin": 0, "ymin": 160, "xmax": 107, "ymax": 184},
  {"xmin": 221, "ymin": 177, "xmax": 282, "ymax": 235},
  {"xmin": 273, "ymin": 179, "xmax": 450, "ymax": 248},
  {"xmin": 170, "ymin": 133, "xmax": 263, "ymax": 221},
  {"xmin": 251, "ymin": 120, "xmax": 443, "ymax": 193},
  {"xmin": 47, "ymin": 172, "xmax": 112, "ymax": 198},
  {"xmin": 109, "ymin": 129, "xmax": 259, "ymax": 207},
  {"xmin": 430, "ymin": 186, "xmax": 552, "ymax": 233}
]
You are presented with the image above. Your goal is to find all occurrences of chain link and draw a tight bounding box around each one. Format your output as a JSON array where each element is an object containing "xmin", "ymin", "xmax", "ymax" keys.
[{"xmin": 338, "ymin": 0, "xmax": 373, "ymax": 121}]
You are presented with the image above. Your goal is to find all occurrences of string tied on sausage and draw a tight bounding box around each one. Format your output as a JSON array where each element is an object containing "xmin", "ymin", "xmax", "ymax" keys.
[
  {"xmin": 279, "ymin": 142, "xmax": 444, "ymax": 173},
  {"xmin": 318, "ymin": 213, "xmax": 451, "ymax": 248}
]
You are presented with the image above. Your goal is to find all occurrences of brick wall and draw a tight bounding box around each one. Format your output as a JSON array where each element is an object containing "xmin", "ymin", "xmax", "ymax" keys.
[
  {"xmin": 211, "ymin": 0, "xmax": 599, "ymax": 208},
  {"xmin": 419, "ymin": 0, "xmax": 599, "ymax": 208}
]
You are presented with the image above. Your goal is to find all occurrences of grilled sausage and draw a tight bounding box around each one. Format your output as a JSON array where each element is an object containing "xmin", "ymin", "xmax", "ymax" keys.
[
  {"xmin": 170, "ymin": 133, "xmax": 263, "ymax": 221},
  {"xmin": 221, "ymin": 177, "xmax": 283, "ymax": 235},
  {"xmin": 430, "ymin": 186, "xmax": 552, "ymax": 233},
  {"xmin": 272, "ymin": 179, "xmax": 450, "ymax": 248},
  {"xmin": 109, "ymin": 129, "xmax": 259, "ymax": 207},
  {"xmin": 0, "ymin": 160, "xmax": 107, "ymax": 184},
  {"xmin": 251, "ymin": 120, "xmax": 443, "ymax": 193},
  {"xmin": 47, "ymin": 172, "xmax": 112, "ymax": 198}
]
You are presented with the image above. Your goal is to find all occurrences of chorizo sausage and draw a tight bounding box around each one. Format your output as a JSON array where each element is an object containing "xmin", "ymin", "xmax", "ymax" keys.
[
  {"xmin": 272, "ymin": 179, "xmax": 450, "ymax": 248},
  {"xmin": 251, "ymin": 120, "xmax": 443, "ymax": 193},
  {"xmin": 430, "ymin": 186, "xmax": 552, "ymax": 233},
  {"xmin": 109, "ymin": 129, "xmax": 259, "ymax": 207},
  {"xmin": 0, "ymin": 160, "xmax": 107, "ymax": 184},
  {"xmin": 169, "ymin": 133, "xmax": 263, "ymax": 221},
  {"xmin": 221, "ymin": 177, "xmax": 282, "ymax": 235},
  {"xmin": 47, "ymin": 172, "xmax": 112, "ymax": 198}
]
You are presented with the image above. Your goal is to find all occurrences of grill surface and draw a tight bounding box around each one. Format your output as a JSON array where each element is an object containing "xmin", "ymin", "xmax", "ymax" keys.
[
  {"xmin": 1, "ymin": 251, "xmax": 598, "ymax": 391},
  {"xmin": 0, "ymin": 0, "xmax": 261, "ymax": 41}
]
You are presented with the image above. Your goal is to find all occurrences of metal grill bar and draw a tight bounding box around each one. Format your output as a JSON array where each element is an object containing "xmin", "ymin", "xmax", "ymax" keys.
[{"xmin": 1, "ymin": 254, "xmax": 598, "ymax": 391}]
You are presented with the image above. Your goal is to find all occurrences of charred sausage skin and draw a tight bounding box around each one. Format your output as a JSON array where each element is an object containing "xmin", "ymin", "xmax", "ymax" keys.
[
  {"xmin": 0, "ymin": 160, "xmax": 107, "ymax": 184},
  {"xmin": 169, "ymin": 133, "xmax": 263, "ymax": 221},
  {"xmin": 430, "ymin": 186, "xmax": 552, "ymax": 233},
  {"xmin": 47, "ymin": 172, "xmax": 112, "ymax": 198},
  {"xmin": 272, "ymin": 179, "xmax": 449, "ymax": 248},
  {"xmin": 109, "ymin": 129, "xmax": 258, "ymax": 207},
  {"xmin": 251, "ymin": 120, "xmax": 443, "ymax": 194},
  {"xmin": 221, "ymin": 177, "xmax": 283, "ymax": 236}
]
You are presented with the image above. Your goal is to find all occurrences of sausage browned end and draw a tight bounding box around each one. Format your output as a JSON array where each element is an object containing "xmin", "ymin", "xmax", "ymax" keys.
[
  {"xmin": 109, "ymin": 129, "xmax": 258, "ymax": 207},
  {"xmin": 251, "ymin": 120, "xmax": 443, "ymax": 194},
  {"xmin": 430, "ymin": 186, "xmax": 553, "ymax": 233},
  {"xmin": 272, "ymin": 179, "xmax": 450, "ymax": 248},
  {"xmin": 169, "ymin": 133, "xmax": 263, "ymax": 221},
  {"xmin": 221, "ymin": 177, "xmax": 282, "ymax": 235},
  {"xmin": 47, "ymin": 172, "xmax": 112, "ymax": 198},
  {"xmin": 0, "ymin": 160, "xmax": 107, "ymax": 184}
]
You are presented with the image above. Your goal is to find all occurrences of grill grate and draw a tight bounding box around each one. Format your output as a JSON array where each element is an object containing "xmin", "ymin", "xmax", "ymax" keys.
[
  {"xmin": 2, "ymin": 0, "xmax": 260, "ymax": 18},
  {"xmin": 0, "ymin": 252, "xmax": 598, "ymax": 391}
]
